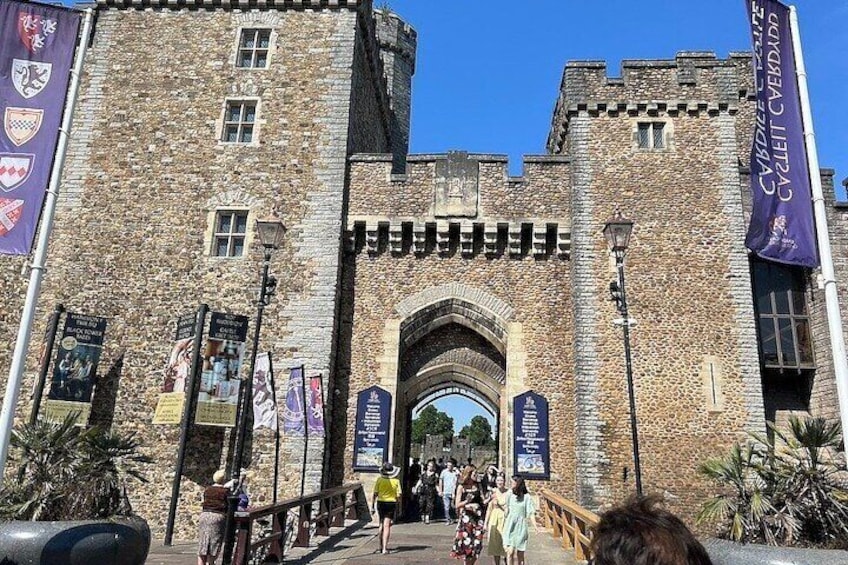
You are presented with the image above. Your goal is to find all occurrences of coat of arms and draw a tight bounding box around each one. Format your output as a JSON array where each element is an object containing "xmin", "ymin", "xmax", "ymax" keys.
[
  {"xmin": 4, "ymin": 107, "xmax": 43, "ymax": 147},
  {"xmin": 0, "ymin": 154, "xmax": 34, "ymax": 192},
  {"xmin": 11, "ymin": 59, "xmax": 52, "ymax": 99},
  {"xmin": 0, "ymin": 198, "xmax": 25, "ymax": 236},
  {"xmin": 18, "ymin": 12, "xmax": 58, "ymax": 54}
]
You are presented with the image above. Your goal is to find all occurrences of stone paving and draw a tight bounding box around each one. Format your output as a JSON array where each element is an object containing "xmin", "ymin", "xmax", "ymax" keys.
[{"xmin": 146, "ymin": 520, "xmax": 578, "ymax": 564}]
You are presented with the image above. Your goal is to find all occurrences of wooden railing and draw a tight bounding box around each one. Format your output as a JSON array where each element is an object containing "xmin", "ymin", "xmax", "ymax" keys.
[
  {"xmin": 538, "ymin": 489, "xmax": 599, "ymax": 561},
  {"xmin": 232, "ymin": 482, "xmax": 370, "ymax": 564}
]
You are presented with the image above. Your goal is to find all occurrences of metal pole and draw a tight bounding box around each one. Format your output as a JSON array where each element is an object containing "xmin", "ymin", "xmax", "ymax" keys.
[
  {"xmin": 29, "ymin": 304, "xmax": 65, "ymax": 425},
  {"xmin": 268, "ymin": 354, "xmax": 280, "ymax": 506},
  {"xmin": 222, "ymin": 249, "xmax": 271, "ymax": 565},
  {"xmin": 789, "ymin": 7, "xmax": 848, "ymax": 445},
  {"xmin": 300, "ymin": 365, "xmax": 308, "ymax": 499},
  {"xmin": 0, "ymin": 8, "xmax": 94, "ymax": 484},
  {"xmin": 617, "ymin": 257, "xmax": 643, "ymax": 496},
  {"xmin": 164, "ymin": 303, "xmax": 209, "ymax": 546}
]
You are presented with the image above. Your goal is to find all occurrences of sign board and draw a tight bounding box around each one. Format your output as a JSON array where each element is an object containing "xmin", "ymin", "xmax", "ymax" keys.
[
  {"xmin": 153, "ymin": 312, "xmax": 196, "ymax": 425},
  {"xmin": 195, "ymin": 312, "xmax": 249, "ymax": 427},
  {"xmin": 352, "ymin": 385, "xmax": 391, "ymax": 472},
  {"xmin": 513, "ymin": 390, "xmax": 550, "ymax": 480}
]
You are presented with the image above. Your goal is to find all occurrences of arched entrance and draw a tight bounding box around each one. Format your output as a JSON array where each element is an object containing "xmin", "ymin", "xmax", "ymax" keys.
[{"xmin": 369, "ymin": 283, "xmax": 527, "ymax": 481}]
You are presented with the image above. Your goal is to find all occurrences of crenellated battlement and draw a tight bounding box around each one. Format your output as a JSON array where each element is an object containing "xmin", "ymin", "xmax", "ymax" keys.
[
  {"xmin": 346, "ymin": 152, "xmax": 572, "ymax": 258},
  {"xmin": 374, "ymin": 8, "xmax": 418, "ymax": 68},
  {"xmin": 547, "ymin": 51, "xmax": 754, "ymax": 153}
]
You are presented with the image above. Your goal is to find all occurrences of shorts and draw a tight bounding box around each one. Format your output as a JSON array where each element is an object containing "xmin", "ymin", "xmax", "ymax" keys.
[{"xmin": 377, "ymin": 501, "xmax": 397, "ymax": 521}]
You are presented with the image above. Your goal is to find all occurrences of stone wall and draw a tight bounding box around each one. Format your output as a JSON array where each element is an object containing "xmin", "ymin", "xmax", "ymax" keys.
[
  {"xmin": 0, "ymin": 1, "xmax": 396, "ymax": 540},
  {"xmin": 554, "ymin": 54, "xmax": 767, "ymax": 523}
]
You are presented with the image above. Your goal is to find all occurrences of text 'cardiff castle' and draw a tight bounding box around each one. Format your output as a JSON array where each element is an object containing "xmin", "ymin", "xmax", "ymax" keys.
[{"xmin": 1, "ymin": 0, "xmax": 846, "ymax": 539}]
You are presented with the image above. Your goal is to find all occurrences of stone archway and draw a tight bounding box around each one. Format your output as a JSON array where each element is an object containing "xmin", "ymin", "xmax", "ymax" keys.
[{"xmin": 373, "ymin": 284, "xmax": 527, "ymax": 473}]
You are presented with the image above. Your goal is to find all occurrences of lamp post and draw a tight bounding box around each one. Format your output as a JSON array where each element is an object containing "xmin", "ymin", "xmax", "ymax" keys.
[
  {"xmin": 603, "ymin": 210, "xmax": 642, "ymax": 497},
  {"xmin": 222, "ymin": 214, "xmax": 285, "ymax": 565}
]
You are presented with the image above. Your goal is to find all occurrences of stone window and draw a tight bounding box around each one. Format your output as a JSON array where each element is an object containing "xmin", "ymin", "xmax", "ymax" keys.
[
  {"xmin": 221, "ymin": 100, "xmax": 257, "ymax": 143},
  {"xmin": 236, "ymin": 28, "xmax": 271, "ymax": 69},
  {"xmin": 212, "ymin": 209, "xmax": 249, "ymax": 257},
  {"xmin": 751, "ymin": 261, "xmax": 814, "ymax": 370},
  {"xmin": 637, "ymin": 122, "xmax": 665, "ymax": 149}
]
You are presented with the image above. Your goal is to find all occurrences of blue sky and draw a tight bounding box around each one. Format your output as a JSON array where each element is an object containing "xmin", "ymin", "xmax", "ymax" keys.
[
  {"xmin": 414, "ymin": 395, "xmax": 496, "ymax": 437},
  {"xmin": 388, "ymin": 0, "xmax": 847, "ymax": 193}
]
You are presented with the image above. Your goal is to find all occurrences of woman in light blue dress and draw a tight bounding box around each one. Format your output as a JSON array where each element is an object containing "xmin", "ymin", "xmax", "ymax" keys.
[{"xmin": 502, "ymin": 477, "xmax": 538, "ymax": 565}]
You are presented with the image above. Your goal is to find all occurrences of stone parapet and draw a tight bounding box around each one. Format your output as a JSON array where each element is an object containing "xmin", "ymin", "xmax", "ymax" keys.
[
  {"xmin": 547, "ymin": 52, "xmax": 752, "ymax": 153},
  {"xmin": 96, "ymin": 0, "xmax": 363, "ymax": 9}
]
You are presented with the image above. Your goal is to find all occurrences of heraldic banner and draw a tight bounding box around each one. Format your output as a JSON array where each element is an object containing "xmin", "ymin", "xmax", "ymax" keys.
[
  {"xmin": 152, "ymin": 312, "xmax": 196, "ymax": 425},
  {"xmin": 283, "ymin": 366, "xmax": 305, "ymax": 435},
  {"xmin": 252, "ymin": 352, "xmax": 277, "ymax": 431},
  {"xmin": 744, "ymin": 0, "xmax": 818, "ymax": 268},
  {"xmin": 0, "ymin": 0, "xmax": 81, "ymax": 255},
  {"xmin": 195, "ymin": 312, "xmax": 248, "ymax": 427},
  {"xmin": 44, "ymin": 312, "xmax": 107, "ymax": 426}
]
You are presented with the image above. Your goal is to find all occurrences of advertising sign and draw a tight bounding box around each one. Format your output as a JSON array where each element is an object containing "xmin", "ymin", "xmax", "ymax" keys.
[
  {"xmin": 44, "ymin": 312, "xmax": 107, "ymax": 425},
  {"xmin": 513, "ymin": 390, "xmax": 550, "ymax": 480},
  {"xmin": 195, "ymin": 312, "xmax": 248, "ymax": 427},
  {"xmin": 0, "ymin": 0, "xmax": 81, "ymax": 255},
  {"xmin": 153, "ymin": 312, "xmax": 196, "ymax": 425},
  {"xmin": 352, "ymin": 385, "xmax": 391, "ymax": 472}
]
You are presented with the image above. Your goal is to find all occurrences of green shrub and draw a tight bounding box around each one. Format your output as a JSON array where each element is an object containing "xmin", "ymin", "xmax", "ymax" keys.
[
  {"xmin": 697, "ymin": 416, "xmax": 848, "ymax": 548},
  {"xmin": 0, "ymin": 415, "xmax": 151, "ymax": 521}
]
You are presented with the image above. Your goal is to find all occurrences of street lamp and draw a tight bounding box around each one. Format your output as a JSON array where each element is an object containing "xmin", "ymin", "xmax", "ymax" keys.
[
  {"xmin": 602, "ymin": 210, "xmax": 643, "ymax": 496},
  {"xmin": 222, "ymin": 214, "xmax": 285, "ymax": 565}
]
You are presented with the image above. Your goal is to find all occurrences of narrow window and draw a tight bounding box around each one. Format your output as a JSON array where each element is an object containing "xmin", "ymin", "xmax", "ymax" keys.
[
  {"xmin": 222, "ymin": 101, "xmax": 257, "ymax": 144},
  {"xmin": 752, "ymin": 261, "xmax": 814, "ymax": 370},
  {"xmin": 213, "ymin": 210, "xmax": 249, "ymax": 257},
  {"xmin": 237, "ymin": 29, "xmax": 271, "ymax": 69},
  {"xmin": 637, "ymin": 122, "xmax": 665, "ymax": 149}
]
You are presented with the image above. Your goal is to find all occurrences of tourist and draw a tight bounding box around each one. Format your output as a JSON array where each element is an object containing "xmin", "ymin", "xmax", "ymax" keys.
[
  {"xmin": 483, "ymin": 472, "xmax": 508, "ymax": 565},
  {"xmin": 371, "ymin": 462, "xmax": 402, "ymax": 555},
  {"xmin": 439, "ymin": 459, "xmax": 459, "ymax": 524},
  {"xmin": 503, "ymin": 477, "xmax": 538, "ymax": 565},
  {"xmin": 406, "ymin": 457, "xmax": 422, "ymax": 520},
  {"xmin": 589, "ymin": 495, "xmax": 714, "ymax": 565},
  {"xmin": 197, "ymin": 470, "xmax": 230, "ymax": 565},
  {"xmin": 450, "ymin": 464, "xmax": 485, "ymax": 563},
  {"xmin": 418, "ymin": 460, "xmax": 439, "ymax": 524}
]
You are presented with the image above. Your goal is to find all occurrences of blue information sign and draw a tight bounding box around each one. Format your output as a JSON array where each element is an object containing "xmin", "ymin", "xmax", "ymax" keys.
[
  {"xmin": 352, "ymin": 386, "xmax": 392, "ymax": 472},
  {"xmin": 513, "ymin": 390, "xmax": 550, "ymax": 480}
]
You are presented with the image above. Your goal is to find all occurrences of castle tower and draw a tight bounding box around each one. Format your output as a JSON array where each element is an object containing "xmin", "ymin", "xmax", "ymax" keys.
[{"xmin": 374, "ymin": 8, "xmax": 417, "ymax": 170}]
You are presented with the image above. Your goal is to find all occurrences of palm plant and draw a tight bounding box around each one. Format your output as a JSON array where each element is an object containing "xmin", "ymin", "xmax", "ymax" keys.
[
  {"xmin": 697, "ymin": 416, "xmax": 848, "ymax": 548},
  {"xmin": 0, "ymin": 415, "xmax": 151, "ymax": 522}
]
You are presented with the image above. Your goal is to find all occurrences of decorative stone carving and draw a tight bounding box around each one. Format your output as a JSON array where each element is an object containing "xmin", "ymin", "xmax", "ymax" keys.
[{"xmin": 434, "ymin": 151, "xmax": 479, "ymax": 218}]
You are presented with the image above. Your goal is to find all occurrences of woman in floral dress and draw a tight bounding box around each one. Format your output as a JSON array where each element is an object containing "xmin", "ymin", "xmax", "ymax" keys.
[{"xmin": 450, "ymin": 465, "xmax": 485, "ymax": 564}]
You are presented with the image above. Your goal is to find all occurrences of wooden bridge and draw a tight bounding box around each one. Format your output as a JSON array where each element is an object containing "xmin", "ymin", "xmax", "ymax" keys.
[{"xmin": 146, "ymin": 484, "xmax": 599, "ymax": 564}]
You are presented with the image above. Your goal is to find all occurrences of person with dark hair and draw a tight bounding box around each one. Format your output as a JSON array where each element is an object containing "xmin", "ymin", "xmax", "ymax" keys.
[
  {"xmin": 503, "ymin": 477, "xmax": 538, "ymax": 565},
  {"xmin": 371, "ymin": 462, "xmax": 402, "ymax": 555},
  {"xmin": 589, "ymin": 495, "xmax": 714, "ymax": 565},
  {"xmin": 450, "ymin": 464, "xmax": 485, "ymax": 564},
  {"xmin": 418, "ymin": 459, "xmax": 439, "ymax": 524}
]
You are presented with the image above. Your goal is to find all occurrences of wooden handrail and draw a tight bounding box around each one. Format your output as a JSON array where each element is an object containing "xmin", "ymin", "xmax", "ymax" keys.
[
  {"xmin": 232, "ymin": 482, "xmax": 370, "ymax": 564},
  {"xmin": 538, "ymin": 489, "xmax": 599, "ymax": 561}
]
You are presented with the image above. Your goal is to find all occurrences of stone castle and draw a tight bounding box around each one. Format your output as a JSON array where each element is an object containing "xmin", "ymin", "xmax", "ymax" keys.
[{"xmin": 1, "ymin": 0, "xmax": 846, "ymax": 539}]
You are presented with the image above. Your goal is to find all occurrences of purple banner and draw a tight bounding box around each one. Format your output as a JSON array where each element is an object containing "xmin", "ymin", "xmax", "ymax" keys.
[
  {"xmin": 283, "ymin": 366, "xmax": 304, "ymax": 435},
  {"xmin": 744, "ymin": 0, "xmax": 818, "ymax": 268},
  {"xmin": 0, "ymin": 0, "xmax": 80, "ymax": 255},
  {"xmin": 306, "ymin": 375, "xmax": 325, "ymax": 437}
]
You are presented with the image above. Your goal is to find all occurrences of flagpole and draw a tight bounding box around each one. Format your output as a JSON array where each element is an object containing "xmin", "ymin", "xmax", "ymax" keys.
[
  {"xmin": 0, "ymin": 8, "xmax": 94, "ymax": 483},
  {"xmin": 789, "ymin": 6, "xmax": 848, "ymax": 441}
]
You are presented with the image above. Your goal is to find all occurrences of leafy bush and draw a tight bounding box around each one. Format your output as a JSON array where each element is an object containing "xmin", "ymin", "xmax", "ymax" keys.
[
  {"xmin": 0, "ymin": 415, "xmax": 151, "ymax": 521},
  {"xmin": 697, "ymin": 416, "xmax": 848, "ymax": 548}
]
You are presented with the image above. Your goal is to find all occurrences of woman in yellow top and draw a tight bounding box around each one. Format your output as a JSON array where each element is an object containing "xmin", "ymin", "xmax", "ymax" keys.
[{"xmin": 372, "ymin": 462, "xmax": 402, "ymax": 555}]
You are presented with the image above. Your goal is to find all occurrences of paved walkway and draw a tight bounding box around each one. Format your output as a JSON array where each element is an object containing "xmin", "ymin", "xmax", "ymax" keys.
[{"xmin": 146, "ymin": 520, "xmax": 577, "ymax": 564}]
